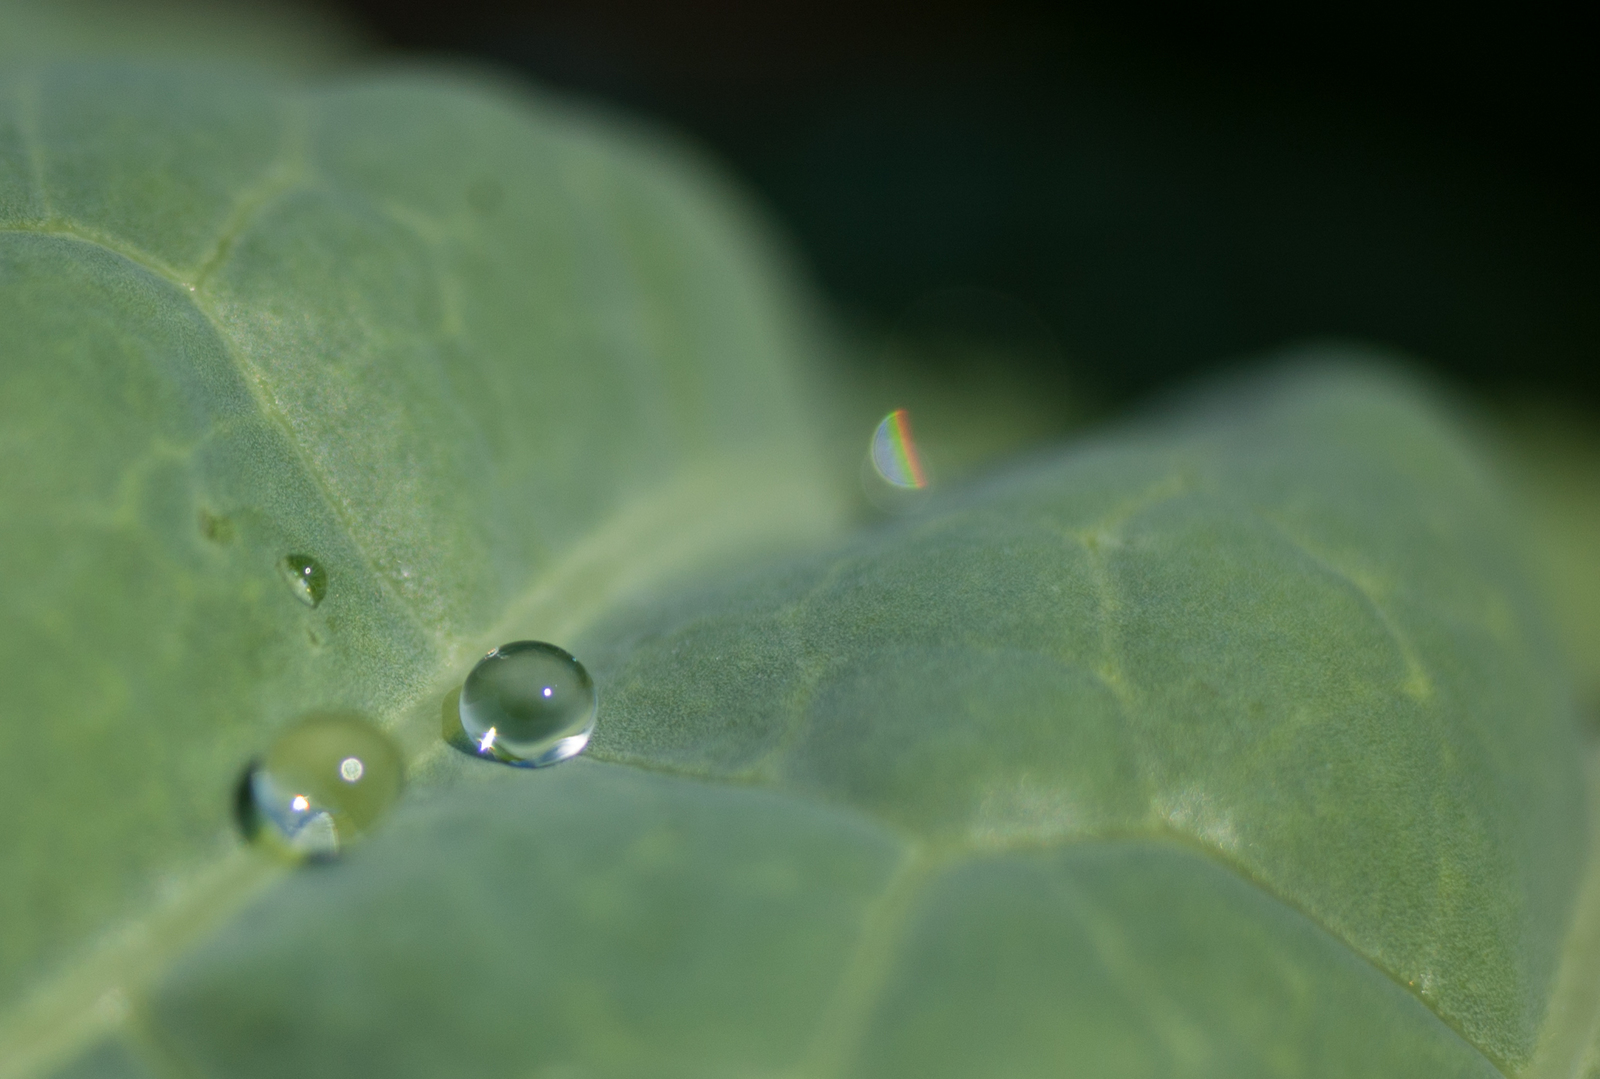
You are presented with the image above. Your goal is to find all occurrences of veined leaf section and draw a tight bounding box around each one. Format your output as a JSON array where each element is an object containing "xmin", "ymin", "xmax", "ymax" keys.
[
  {"xmin": 144, "ymin": 762, "xmax": 1504, "ymax": 1079},
  {"xmin": 581, "ymin": 364, "xmax": 1586, "ymax": 1069},
  {"xmin": 0, "ymin": 60, "xmax": 837, "ymax": 1076},
  {"xmin": 138, "ymin": 366, "xmax": 1583, "ymax": 1077}
]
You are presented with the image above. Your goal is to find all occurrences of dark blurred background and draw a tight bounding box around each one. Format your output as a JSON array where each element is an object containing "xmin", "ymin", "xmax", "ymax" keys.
[{"xmin": 319, "ymin": 0, "xmax": 1596, "ymax": 409}]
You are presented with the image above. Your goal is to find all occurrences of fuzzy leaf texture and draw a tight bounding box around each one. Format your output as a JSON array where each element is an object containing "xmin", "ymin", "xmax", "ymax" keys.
[{"xmin": 1, "ymin": 54, "xmax": 1597, "ymax": 1079}]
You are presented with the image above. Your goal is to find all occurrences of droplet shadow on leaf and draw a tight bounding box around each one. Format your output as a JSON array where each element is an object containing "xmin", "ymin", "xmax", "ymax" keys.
[{"xmin": 232, "ymin": 760, "xmax": 262, "ymax": 844}]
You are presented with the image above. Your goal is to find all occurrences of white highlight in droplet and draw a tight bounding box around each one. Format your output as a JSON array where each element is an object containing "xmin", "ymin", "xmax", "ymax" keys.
[
  {"xmin": 291, "ymin": 795, "xmax": 310, "ymax": 812},
  {"xmin": 339, "ymin": 757, "xmax": 364, "ymax": 782}
]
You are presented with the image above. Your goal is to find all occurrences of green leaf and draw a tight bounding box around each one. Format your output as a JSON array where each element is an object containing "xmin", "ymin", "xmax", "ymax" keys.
[
  {"xmin": 1, "ymin": 57, "xmax": 1595, "ymax": 1079},
  {"xmin": 0, "ymin": 61, "xmax": 838, "ymax": 1075}
]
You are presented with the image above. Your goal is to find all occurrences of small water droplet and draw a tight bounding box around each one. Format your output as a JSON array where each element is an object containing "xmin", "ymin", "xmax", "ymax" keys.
[
  {"xmin": 455, "ymin": 640, "xmax": 596, "ymax": 766},
  {"xmin": 870, "ymin": 409, "xmax": 928, "ymax": 490},
  {"xmin": 280, "ymin": 553, "xmax": 327, "ymax": 607},
  {"xmin": 861, "ymin": 408, "xmax": 933, "ymax": 515},
  {"xmin": 237, "ymin": 712, "xmax": 403, "ymax": 861}
]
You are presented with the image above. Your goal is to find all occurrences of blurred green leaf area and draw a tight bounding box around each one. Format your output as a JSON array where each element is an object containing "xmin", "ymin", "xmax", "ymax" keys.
[{"xmin": 1, "ymin": 50, "xmax": 1598, "ymax": 1079}]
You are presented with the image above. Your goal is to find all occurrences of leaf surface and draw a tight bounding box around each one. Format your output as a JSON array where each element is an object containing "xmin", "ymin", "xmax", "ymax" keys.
[
  {"xmin": 139, "ymin": 365, "xmax": 1592, "ymax": 1078},
  {"xmin": 0, "ymin": 61, "xmax": 837, "ymax": 1075},
  {"xmin": 0, "ymin": 56, "xmax": 1594, "ymax": 1079}
]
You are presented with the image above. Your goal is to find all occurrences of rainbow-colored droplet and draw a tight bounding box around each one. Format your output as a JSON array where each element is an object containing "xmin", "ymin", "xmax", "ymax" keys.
[{"xmin": 870, "ymin": 409, "xmax": 928, "ymax": 489}]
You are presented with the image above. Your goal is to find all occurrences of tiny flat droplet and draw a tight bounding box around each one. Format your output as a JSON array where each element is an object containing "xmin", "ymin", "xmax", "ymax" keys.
[
  {"xmin": 237, "ymin": 712, "xmax": 403, "ymax": 861},
  {"xmin": 280, "ymin": 553, "xmax": 327, "ymax": 607},
  {"xmin": 456, "ymin": 640, "xmax": 596, "ymax": 766}
]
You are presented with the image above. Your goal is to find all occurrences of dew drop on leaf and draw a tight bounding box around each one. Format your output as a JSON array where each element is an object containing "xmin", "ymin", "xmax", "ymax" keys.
[
  {"xmin": 455, "ymin": 640, "xmax": 596, "ymax": 766},
  {"xmin": 870, "ymin": 408, "xmax": 928, "ymax": 490},
  {"xmin": 279, "ymin": 553, "xmax": 327, "ymax": 607},
  {"xmin": 236, "ymin": 712, "xmax": 404, "ymax": 861},
  {"xmin": 862, "ymin": 408, "xmax": 933, "ymax": 514}
]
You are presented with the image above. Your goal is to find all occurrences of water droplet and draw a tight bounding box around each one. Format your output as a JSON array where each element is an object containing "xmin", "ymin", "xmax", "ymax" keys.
[
  {"xmin": 456, "ymin": 640, "xmax": 596, "ymax": 766},
  {"xmin": 870, "ymin": 409, "xmax": 928, "ymax": 490},
  {"xmin": 280, "ymin": 553, "xmax": 327, "ymax": 607},
  {"xmin": 861, "ymin": 408, "xmax": 933, "ymax": 515},
  {"xmin": 237, "ymin": 712, "xmax": 403, "ymax": 860}
]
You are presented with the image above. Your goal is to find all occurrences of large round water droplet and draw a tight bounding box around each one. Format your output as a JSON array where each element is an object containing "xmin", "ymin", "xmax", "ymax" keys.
[
  {"xmin": 457, "ymin": 640, "xmax": 596, "ymax": 766},
  {"xmin": 237, "ymin": 712, "xmax": 403, "ymax": 860},
  {"xmin": 280, "ymin": 553, "xmax": 327, "ymax": 607}
]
